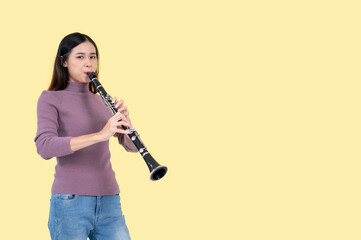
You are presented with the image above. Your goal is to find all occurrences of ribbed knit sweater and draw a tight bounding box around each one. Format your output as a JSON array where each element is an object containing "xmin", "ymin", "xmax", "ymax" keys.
[{"xmin": 34, "ymin": 81, "xmax": 137, "ymax": 195}]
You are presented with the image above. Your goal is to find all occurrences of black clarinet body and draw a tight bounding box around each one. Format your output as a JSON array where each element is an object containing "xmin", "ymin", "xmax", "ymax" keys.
[{"xmin": 88, "ymin": 72, "xmax": 167, "ymax": 181}]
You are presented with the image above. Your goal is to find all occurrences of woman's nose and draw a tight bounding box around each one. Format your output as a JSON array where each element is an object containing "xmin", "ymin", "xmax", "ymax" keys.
[{"xmin": 85, "ymin": 58, "xmax": 92, "ymax": 67}]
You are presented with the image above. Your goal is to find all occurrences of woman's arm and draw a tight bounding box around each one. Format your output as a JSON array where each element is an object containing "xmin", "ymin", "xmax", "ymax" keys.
[
  {"xmin": 35, "ymin": 92, "xmax": 73, "ymax": 159},
  {"xmin": 70, "ymin": 133, "xmax": 102, "ymax": 152},
  {"xmin": 35, "ymin": 92, "xmax": 132, "ymax": 159},
  {"xmin": 70, "ymin": 112, "xmax": 132, "ymax": 152}
]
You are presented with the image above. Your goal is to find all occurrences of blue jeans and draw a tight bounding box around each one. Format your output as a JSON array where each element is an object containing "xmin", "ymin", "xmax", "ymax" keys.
[{"xmin": 48, "ymin": 193, "xmax": 131, "ymax": 240}]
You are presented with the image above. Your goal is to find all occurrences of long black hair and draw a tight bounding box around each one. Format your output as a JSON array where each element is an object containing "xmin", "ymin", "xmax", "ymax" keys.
[{"xmin": 48, "ymin": 32, "xmax": 99, "ymax": 93}]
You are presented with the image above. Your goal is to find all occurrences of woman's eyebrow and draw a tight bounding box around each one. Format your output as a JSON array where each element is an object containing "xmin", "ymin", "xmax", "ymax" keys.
[{"xmin": 75, "ymin": 52, "xmax": 97, "ymax": 55}]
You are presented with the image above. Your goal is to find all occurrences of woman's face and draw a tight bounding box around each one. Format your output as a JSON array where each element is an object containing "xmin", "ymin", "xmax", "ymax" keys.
[{"xmin": 63, "ymin": 41, "xmax": 97, "ymax": 83}]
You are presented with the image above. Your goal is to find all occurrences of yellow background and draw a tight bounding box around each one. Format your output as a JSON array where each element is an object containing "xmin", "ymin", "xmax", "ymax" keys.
[{"xmin": 0, "ymin": 0, "xmax": 360, "ymax": 239}]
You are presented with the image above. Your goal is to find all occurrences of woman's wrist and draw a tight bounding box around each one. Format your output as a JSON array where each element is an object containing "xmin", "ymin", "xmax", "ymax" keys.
[{"xmin": 94, "ymin": 131, "xmax": 106, "ymax": 142}]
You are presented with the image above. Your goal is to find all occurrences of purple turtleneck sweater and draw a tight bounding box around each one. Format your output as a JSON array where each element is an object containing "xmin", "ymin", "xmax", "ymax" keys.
[{"xmin": 34, "ymin": 81, "xmax": 138, "ymax": 196}]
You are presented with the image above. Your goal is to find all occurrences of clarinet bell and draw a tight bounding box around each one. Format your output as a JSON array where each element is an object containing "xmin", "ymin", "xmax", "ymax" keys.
[{"xmin": 143, "ymin": 154, "xmax": 168, "ymax": 181}]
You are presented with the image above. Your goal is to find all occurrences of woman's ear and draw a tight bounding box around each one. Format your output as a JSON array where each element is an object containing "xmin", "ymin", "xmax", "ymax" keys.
[{"xmin": 60, "ymin": 56, "xmax": 67, "ymax": 67}]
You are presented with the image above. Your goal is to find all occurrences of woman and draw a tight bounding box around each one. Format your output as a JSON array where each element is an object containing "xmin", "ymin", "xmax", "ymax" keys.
[{"xmin": 34, "ymin": 32, "xmax": 137, "ymax": 240}]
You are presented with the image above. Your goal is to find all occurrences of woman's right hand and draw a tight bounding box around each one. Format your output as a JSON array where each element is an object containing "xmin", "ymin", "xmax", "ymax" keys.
[{"xmin": 97, "ymin": 112, "xmax": 132, "ymax": 142}]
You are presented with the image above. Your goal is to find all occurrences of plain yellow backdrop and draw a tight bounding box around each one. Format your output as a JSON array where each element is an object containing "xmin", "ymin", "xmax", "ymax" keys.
[{"xmin": 0, "ymin": 0, "xmax": 360, "ymax": 239}]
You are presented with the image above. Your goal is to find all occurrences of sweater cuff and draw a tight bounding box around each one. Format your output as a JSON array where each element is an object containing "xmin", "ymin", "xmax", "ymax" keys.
[
  {"xmin": 117, "ymin": 134, "xmax": 138, "ymax": 152},
  {"xmin": 61, "ymin": 136, "xmax": 74, "ymax": 156}
]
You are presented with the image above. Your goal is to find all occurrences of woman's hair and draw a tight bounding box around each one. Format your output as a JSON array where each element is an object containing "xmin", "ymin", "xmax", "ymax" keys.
[{"xmin": 48, "ymin": 32, "xmax": 99, "ymax": 93}]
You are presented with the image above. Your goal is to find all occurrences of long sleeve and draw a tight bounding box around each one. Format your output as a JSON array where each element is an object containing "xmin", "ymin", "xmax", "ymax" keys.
[
  {"xmin": 116, "ymin": 133, "xmax": 138, "ymax": 152},
  {"xmin": 34, "ymin": 91, "xmax": 73, "ymax": 160}
]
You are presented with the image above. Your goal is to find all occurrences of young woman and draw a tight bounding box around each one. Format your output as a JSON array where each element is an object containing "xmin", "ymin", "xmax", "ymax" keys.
[{"xmin": 34, "ymin": 32, "xmax": 137, "ymax": 240}]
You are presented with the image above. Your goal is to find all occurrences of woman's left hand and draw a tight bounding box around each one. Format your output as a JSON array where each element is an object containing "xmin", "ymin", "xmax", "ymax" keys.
[{"xmin": 112, "ymin": 97, "xmax": 131, "ymax": 122}]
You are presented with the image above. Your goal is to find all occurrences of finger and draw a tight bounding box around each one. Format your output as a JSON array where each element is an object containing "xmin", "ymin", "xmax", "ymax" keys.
[
  {"xmin": 118, "ymin": 114, "xmax": 131, "ymax": 124},
  {"xmin": 115, "ymin": 98, "xmax": 124, "ymax": 109},
  {"xmin": 124, "ymin": 111, "xmax": 130, "ymax": 121},
  {"xmin": 115, "ymin": 101, "xmax": 123, "ymax": 109},
  {"xmin": 117, "ymin": 106, "xmax": 127, "ymax": 113},
  {"xmin": 110, "ymin": 121, "xmax": 131, "ymax": 132},
  {"xmin": 113, "ymin": 97, "xmax": 122, "ymax": 109},
  {"xmin": 112, "ymin": 113, "xmax": 130, "ymax": 123},
  {"xmin": 114, "ymin": 121, "xmax": 131, "ymax": 129},
  {"xmin": 118, "ymin": 99, "xmax": 124, "ymax": 108},
  {"xmin": 112, "ymin": 112, "xmax": 123, "ymax": 121},
  {"xmin": 117, "ymin": 121, "xmax": 132, "ymax": 128},
  {"xmin": 112, "ymin": 113, "xmax": 131, "ymax": 128},
  {"xmin": 112, "ymin": 96, "xmax": 118, "ymax": 104},
  {"xmin": 118, "ymin": 113, "xmax": 130, "ymax": 122},
  {"xmin": 118, "ymin": 111, "xmax": 130, "ymax": 122},
  {"xmin": 115, "ymin": 128, "xmax": 131, "ymax": 134}
]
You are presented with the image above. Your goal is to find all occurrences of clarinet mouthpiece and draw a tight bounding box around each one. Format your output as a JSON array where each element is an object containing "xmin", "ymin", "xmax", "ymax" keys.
[{"xmin": 88, "ymin": 72, "xmax": 97, "ymax": 80}]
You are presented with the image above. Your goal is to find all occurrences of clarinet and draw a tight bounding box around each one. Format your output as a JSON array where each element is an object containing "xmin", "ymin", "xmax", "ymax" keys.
[{"xmin": 88, "ymin": 72, "xmax": 167, "ymax": 181}]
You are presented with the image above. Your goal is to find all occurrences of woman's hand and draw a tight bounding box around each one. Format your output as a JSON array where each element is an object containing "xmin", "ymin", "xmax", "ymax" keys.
[
  {"xmin": 113, "ymin": 97, "xmax": 130, "ymax": 121},
  {"xmin": 70, "ymin": 98, "xmax": 133, "ymax": 152},
  {"xmin": 70, "ymin": 112, "xmax": 132, "ymax": 151},
  {"xmin": 97, "ymin": 104, "xmax": 133, "ymax": 142}
]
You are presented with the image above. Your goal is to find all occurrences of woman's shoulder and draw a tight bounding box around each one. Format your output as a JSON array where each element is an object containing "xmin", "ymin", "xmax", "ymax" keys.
[{"xmin": 37, "ymin": 90, "xmax": 64, "ymax": 106}]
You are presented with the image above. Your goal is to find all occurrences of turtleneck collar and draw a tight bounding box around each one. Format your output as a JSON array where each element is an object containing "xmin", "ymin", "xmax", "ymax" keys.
[{"xmin": 64, "ymin": 81, "xmax": 90, "ymax": 93}]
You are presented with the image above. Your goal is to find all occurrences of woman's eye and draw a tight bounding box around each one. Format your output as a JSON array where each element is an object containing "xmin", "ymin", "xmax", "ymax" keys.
[
  {"xmin": 90, "ymin": 56, "xmax": 97, "ymax": 59},
  {"xmin": 77, "ymin": 56, "xmax": 84, "ymax": 59}
]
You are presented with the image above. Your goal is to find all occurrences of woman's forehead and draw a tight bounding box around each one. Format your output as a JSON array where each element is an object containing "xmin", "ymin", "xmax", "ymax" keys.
[{"xmin": 71, "ymin": 41, "xmax": 96, "ymax": 54}]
